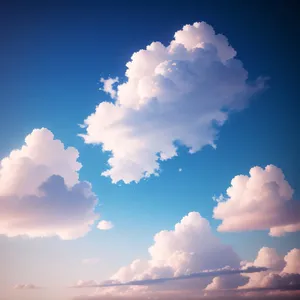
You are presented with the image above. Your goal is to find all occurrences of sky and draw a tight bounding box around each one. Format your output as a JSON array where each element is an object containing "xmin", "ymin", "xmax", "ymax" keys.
[{"xmin": 0, "ymin": 0, "xmax": 299, "ymax": 299}]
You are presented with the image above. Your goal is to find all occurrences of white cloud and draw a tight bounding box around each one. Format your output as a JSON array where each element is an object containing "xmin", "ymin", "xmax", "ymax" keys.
[
  {"xmin": 212, "ymin": 193, "xmax": 226, "ymax": 203},
  {"xmin": 100, "ymin": 77, "xmax": 119, "ymax": 99},
  {"xmin": 97, "ymin": 220, "xmax": 114, "ymax": 230},
  {"xmin": 0, "ymin": 128, "xmax": 100, "ymax": 239},
  {"xmin": 213, "ymin": 165, "xmax": 300, "ymax": 236},
  {"xmin": 80, "ymin": 21, "xmax": 265, "ymax": 184}
]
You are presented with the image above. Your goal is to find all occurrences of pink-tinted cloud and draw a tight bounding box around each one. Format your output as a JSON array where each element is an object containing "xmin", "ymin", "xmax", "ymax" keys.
[
  {"xmin": 0, "ymin": 128, "xmax": 100, "ymax": 239},
  {"xmin": 213, "ymin": 165, "xmax": 300, "ymax": 236},
  {"xmin": 14, "ymin": 283, "xmax": 41, "ymax": 290},
  {"xmin": 75, "ymin": 212, "xmax": 250, "ymax": 297}
]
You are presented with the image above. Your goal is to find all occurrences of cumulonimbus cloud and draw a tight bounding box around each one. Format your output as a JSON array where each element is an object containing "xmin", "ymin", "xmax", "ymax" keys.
[
  {"xmin": 213, "ymin": 165, "xmax": 300, "ymax": 236},
  {"xmin": 80, "ymin": 21, "xmax": 266, "ymax": 184},
  {"xmin": 0, "ymin": 128, "xmax": 100, "ymax": 239}
]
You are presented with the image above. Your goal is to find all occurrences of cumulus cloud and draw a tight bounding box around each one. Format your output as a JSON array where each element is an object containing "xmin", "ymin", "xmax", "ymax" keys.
[
  {"xmin": 235, "ymin": 247, "xmax": 300, "ymax": 292},
  {"xmin": 204, "ymin": 248, "xmax": 300, "ymax": 299},
  {"xmin": 283, "ymin": 249, "xmax": 300, "ymax": 274},
  {"xmin": 213, "ymin": 165, "xmax": 300, "ymax": 236},
  {"xmin": 80, "ymin": 21, "xmax": 265, "ymax": 184},
  {"xmin": 97, "ymin": 220, "xmax": 114, "ymax": 230},
  {"xmin": 0, "ymin": 128, "xmax": 100, "ymax": 239}
]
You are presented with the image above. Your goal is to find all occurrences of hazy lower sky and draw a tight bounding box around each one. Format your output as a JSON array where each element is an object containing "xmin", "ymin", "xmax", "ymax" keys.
[{"xmin": 1, "ymin": 1, "xmax": 299, "ymax": 300}]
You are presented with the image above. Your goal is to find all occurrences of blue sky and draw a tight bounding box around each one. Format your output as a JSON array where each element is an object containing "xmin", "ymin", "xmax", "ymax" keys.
[{"xmin": 0, "ymin": 1, "xmax": 299, "ymax": 299}]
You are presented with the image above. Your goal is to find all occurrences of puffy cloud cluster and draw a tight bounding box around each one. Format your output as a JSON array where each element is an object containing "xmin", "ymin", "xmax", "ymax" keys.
[
  {"xmin": 74, "ymin": 212, "xmax": 300, "ymax": 298},
  {"xmin": 80, "ymin": 21, "xmax": 265, "ymax": 184},
  {"xmin": 0, "ymin": 128, "xmax": 100, "ymax": 239},
  {"xmin": 82, "ymin": 212, "xmax": 248, "ymax": 297},
  {"xmin": 213, "ymin": 165, "xmax": 300, "ymax": 236},
  {"xmin": 238, "ymin": 247, "xmax": 300, "ymax": 291},
  {"xmin": 97, "ymin": 220, "xmax": 114, "ymax": 230}
]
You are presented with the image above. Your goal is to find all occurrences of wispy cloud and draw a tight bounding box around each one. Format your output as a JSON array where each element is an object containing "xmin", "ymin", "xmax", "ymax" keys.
[
  {"xmin": 14, "ymin": 283, "xmax": 42, "ymax": 290},
  {"xmin": 73, "ymin": 266, "xmax": 267, "ymax": 288}
]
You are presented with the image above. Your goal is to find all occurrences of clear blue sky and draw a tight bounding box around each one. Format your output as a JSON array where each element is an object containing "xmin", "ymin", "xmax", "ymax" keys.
[{"xmin": 0, "ymin": 0, "xmax": 299, "ymax": 294}]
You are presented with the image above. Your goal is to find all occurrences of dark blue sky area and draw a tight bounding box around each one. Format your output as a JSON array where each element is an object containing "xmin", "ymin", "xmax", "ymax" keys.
[
  {"xmin": 1, "ymin": 0, "xmax": 298, "ymax": 182},
  {"xmin": 0, "ymin": 0, "xmax": 299, "ymax": 259}
]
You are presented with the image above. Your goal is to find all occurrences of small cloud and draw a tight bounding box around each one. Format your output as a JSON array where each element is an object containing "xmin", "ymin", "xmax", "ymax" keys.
[
  {"xmin": 97, "ymin": 220, "xmax": 114, "ymax": 230},
  {"xmin": 212, "ymin": 194, "xmax": 226, "ymax": 203},
  {"xmin": 73, "ymin": 280, "xmax": 98, "ymax": 288},
  {"xmin": 14, "ymin": 284, "xmax": 41, "ymax": 290},
  {"xmin": 100, "ymin": 77, "xmax": 119, "ymax": 99},
  {"xmin": 82, "ymin": 258, "xmax": 100, "ymax": 265},
  {"xmin": 178, "ymin": 168, "xmax": 182, "ymax": 172}
]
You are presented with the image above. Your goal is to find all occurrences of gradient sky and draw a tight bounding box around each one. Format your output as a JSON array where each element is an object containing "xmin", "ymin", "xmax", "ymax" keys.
[{"xmin": 0, "ymin": 1, "xmax": 299, "ymax": 300}]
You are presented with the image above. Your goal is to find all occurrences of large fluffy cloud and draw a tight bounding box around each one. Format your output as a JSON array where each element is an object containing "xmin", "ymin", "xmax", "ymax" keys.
[
  {"xmin": 213, "ymin": 165, "xmax": 300, "ymax": 236},
  {"xmin": 80, "ymin": 21, "xmax": 265, "ymax": 184},
  {"xmin": 0, "ymin": 128, "xmax": 100, "ymax": 239}
]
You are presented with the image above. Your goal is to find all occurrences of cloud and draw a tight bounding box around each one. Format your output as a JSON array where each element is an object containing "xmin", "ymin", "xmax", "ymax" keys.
[
  {"xmin": 82, "ymin": 258, "xmax": 101, "ymax": 265},
  {"xmin": 76, "ymin": 212, "xmax": 254, "ymax": 297},
  {"xmin": 74, "ymin": 266, "xmax": 267, "ymax": 288},
  {"xmin": 14, "ymin": 284, "xmax": 41, "ymax": 290},
  {"xmin": 0, "ymin": 128, "xmax": 100, "ymax": 239},
  {"xmin": 283, "ymin": 248, "xmax": 300, "ymax": 274},
  {"xmin": 80, "ymin": 21, "xmax": 265, "ymax": 184},
  {"xmin": 97, "ymin": 220, "xmax": 114, "ymax": 230},
  {"xmin": 74, "ymin": 280, "xmax": 99, "ymax": 288},
  {"xmin": 213, "ymin": 165, "xmax": 300, "ymax": 236},
  {"xmin": 100, "ymin": 77, "xmax": 119, "ymax": 99},
  {"xmin": 204, "ymin": 248, "xmax": 300, "ymax": 299},
  {"xmin": 230, "ymin": 247, "xmax": 300, "ymax": 294}
]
